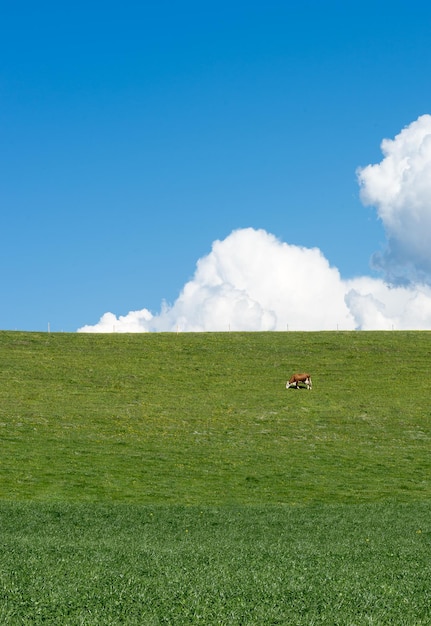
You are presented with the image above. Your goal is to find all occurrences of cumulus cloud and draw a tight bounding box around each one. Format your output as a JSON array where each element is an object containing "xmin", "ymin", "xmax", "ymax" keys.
[
  {"xmin": 344, "ymin": 277, "xmax": 431, "ymax": 330},
  {"xmin": 357, "ymin": 114, "xmax": 431, "ymax": 284},
  {"xmin": 78, "ymin": 227, "xmax": 431, "ymax": 333},
  {"xmin": 78, "ymin": 115, "xmax": 431, "ymax": 333},
  {"xmin": 79, "ymin": 228, "xmax": 353, "ymax": 332},
  {"xmin": 84, "ymin": 309, "xmax": 154, "ymax": 333},
  {"xmin": 151, "ymin": 229, "xmax": 352, "ymax": 332}
]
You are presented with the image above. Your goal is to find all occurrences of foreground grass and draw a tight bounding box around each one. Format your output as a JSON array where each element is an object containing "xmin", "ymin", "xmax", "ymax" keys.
[
  {"xmin": 1, "ymin": 501, "xmax": 431, "ymax": 625},
  {"xmin": 1, "ymin": 330, "xmax": 431, "ymax": 504}
]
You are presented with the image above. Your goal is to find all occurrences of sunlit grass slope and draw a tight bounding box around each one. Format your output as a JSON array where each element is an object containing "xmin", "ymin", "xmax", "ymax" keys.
[{"xmin": 1, "ymin": 330, "xmax": 430, "ymax": 504}]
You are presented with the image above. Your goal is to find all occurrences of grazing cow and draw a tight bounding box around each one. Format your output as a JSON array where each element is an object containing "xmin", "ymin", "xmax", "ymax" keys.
[{"xmin": 286, "ymin": 373, "xmax": 312, "ymax": 390}]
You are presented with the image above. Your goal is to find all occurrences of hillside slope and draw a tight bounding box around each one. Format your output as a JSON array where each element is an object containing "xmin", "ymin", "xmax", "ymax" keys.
[{"xmin": 1, "ymin": 330, "xmax": 430, "ymax": 504}]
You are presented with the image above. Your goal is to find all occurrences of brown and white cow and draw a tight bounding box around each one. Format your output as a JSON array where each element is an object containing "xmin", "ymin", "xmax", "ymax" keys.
[{"xmin": 286, "ymin": 373, "xmax": 312, "ymax": 390}]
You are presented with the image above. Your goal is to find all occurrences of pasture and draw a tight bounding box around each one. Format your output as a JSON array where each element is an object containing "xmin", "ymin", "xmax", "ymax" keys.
[{"xmin": 1, "ymin": 330, "xmax": 431, "ymax": 623}]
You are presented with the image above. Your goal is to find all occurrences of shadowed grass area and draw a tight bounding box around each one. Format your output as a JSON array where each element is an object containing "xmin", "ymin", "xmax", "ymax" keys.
[{"xmin": 1, "ymin": 501, "xmax": 431, "ymax": 625}]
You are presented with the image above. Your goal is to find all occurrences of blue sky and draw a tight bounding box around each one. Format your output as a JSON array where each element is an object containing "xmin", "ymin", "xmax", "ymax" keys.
[{"xmin": 2, "ymin": 1, "xmax": 431, "ymax": 331}]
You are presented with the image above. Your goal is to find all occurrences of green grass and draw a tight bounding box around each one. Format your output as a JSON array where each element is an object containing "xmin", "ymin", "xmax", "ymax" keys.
[
  {"xmin": 1, "ymin": 501, "xmax": 431, "ymax": 625},
  {"xmin": 1, "ymin": 330, "xmax": 431, "ymax": 504},
  {"xmin": 1, "ymin": 330, "xmax": 431, "ymax": 623}
]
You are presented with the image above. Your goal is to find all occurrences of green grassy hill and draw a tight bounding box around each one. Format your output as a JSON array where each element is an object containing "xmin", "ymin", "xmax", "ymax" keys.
[
  {"xmin": 1, "ymin": 330, "xmax": 430, "ymax": 505},
  {"xmin": 2, "ymin": 331, "xmax": 431, "ymax": 624}
]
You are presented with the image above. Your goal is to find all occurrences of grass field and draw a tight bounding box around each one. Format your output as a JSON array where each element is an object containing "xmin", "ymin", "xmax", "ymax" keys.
[{"xmin": 1, "ymin": 330, "xmax": 431, "ymax": 623}]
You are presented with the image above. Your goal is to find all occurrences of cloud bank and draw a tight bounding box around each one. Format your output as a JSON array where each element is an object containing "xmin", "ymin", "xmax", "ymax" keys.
[{"xmin": 79, "ymin": 115, "xmax": 431, "ymax": 333}]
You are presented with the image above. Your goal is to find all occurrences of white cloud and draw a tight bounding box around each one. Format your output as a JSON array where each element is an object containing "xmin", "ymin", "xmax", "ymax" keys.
[
  {"xmin": 79, "ymin": 115, "xmax": 431, "ymax": 333},
  {"xmin": 357, "ymin": 114, "xmax": 431, "ymax": 284},
  {"xmin": 79, "ymin": 228, "xmax": 355, "ymax": 332},
  {"xmin": 344, "ymin": 278, "xmax": 431, "ymax": 330},
  {"xmin": 152, "ymin": 228, "xmax": 352, "ymax": 332},
  {"xmin": 78, "ymin": 227, "xmax": 431, "ymax": 333},
  {"xmin": 78, "ymin": 308, "xmax": 154, "ymax": 333}
]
